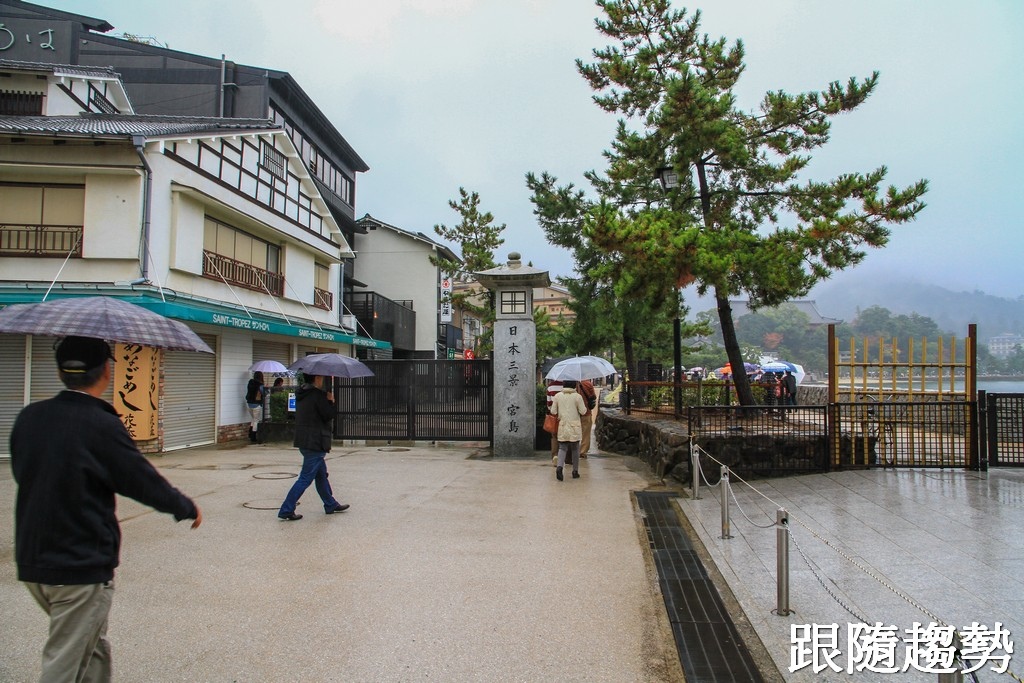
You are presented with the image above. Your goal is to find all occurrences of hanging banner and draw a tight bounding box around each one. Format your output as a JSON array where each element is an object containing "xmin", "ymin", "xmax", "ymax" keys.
[
  {"xmin": 114, "ymin": 343, "xmax": 159, "ymax": 440},
  {"xmin": 440, "ymin": 273, "xmax": 453, "ymax": 323}
]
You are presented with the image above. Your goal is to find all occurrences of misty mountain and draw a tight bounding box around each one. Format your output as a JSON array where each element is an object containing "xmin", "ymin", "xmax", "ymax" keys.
[{"xmin": 811, "ymin": 273, "xmax": 1024, "ymax": 342}]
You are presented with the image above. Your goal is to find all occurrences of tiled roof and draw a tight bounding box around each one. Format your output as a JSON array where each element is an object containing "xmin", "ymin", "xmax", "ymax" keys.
[
  {"xmin": 0, "ymin": 113, "xmax": 278, "ymax": 138},
  {"xmin": 0, "ymin": 58, "xmax": 120, "ymax": 80}
]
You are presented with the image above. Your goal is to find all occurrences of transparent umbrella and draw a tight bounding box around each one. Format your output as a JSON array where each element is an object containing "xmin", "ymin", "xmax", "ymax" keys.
[
  {"xmin": 248, "ymin": 360, "xmax": 291, "ymax": 374},
  {"xmin": 545, "ymin": 355, "xmax": 616, "ymax": 381}
]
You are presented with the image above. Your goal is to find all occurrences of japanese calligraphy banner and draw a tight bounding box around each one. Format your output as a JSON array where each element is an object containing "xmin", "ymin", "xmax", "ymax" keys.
[
  {"xmin": 114, "ymin": 344, "xmax": 159, "ymax": 440},
  {"xmin": 440, "ymin": 273, "xmax": 453, "ymax": 323}
]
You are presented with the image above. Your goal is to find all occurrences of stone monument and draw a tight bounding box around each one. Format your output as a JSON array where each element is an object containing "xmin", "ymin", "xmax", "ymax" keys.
[{"xmin": 474, "ymin": 253, "xmax": 550, "ymax": 457}]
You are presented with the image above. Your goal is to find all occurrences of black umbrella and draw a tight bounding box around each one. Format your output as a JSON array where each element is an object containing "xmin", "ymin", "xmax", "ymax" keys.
[
  {"xmin": 287, "ymin": 353, "xmax": 373, "ymax": 378},
  {"xmin": 0, "ymin": 296, "xmax": 213, "ymax": 353}
]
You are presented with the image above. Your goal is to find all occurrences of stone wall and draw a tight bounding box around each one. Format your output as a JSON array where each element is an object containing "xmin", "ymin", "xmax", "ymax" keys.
[{"xmin": 595, "ymin": 408, "xmax": 830, "ymax": 483}]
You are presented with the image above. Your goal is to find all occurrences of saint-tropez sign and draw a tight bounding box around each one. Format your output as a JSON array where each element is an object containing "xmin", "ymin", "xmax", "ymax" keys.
[{"xmin": 153, "ymin": 301, "xmax": 390, "ymax": 349}]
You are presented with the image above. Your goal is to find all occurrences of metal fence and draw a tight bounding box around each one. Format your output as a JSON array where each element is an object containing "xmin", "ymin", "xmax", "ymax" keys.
[
  {"xmin": 333, "ymin": 359, "xmax": 491, "ymax": 441},
  {"xmin": 983, "ymin": 392, "xmax": 1024, "ymax": 466},
  {"xmin": 830, "ymin": 400, "xmax": 976, "ymax": 469}
]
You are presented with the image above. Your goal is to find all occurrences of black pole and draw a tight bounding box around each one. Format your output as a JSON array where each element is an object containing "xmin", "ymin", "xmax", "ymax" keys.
[{"xmin": 674, "ymin": 317, "xmax": 682, "ymax": 418}]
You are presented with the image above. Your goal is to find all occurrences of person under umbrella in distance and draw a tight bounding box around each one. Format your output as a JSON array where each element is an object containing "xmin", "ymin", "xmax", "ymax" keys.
[
  {"xmin": 9, "ymin": 336, "xmax": 202, "ymax": 683},
  {"xmin": 277, "ymin": 374, "xmax": 349, "ymax": 520},
  {"xmin": 245, "ymin": 370, "xmax": 265, "ymax": 444},
  {"xmin": 550, "ymin": 379, "xmax": 588, "ymax": 481}
]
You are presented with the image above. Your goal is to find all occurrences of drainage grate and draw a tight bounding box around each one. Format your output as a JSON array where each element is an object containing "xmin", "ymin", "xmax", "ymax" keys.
[{"xmin": 636, "ymin": 491, "xmax": 765, "ymax": 683}]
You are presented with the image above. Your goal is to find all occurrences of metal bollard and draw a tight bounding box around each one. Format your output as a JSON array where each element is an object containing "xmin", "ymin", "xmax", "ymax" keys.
[
  {"xmin": 937, "ymin": 633, "xmax": 964, "ymax": 682},
  {"xmin": 720, "ymin": 465, "xmax": 732, "ymax": 539},
  {"xmin": 691, "ymin": 444, "xmax": 701, "ymax": 500},
  {"xmin": 776, "ymin": 508, "xmax": 791, "ymax": 616}
]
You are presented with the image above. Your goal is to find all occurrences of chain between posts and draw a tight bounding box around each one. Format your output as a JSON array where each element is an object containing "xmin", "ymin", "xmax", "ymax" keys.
[{"xmin": 687, "ymin": 443, "xmax": 1014, "ymax": 682}]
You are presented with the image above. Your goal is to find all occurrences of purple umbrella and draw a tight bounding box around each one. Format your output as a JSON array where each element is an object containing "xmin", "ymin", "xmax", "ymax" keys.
[{"xmin": 0, "ymin": 296, "xmax": 213, "ymax": 353}]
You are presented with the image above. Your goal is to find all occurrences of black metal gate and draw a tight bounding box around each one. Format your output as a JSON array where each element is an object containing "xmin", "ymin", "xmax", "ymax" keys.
[
  {"xmin": 984, "ymin": 392, "xmax": 1024, "ymax": 466},
  {"xmin": 333, "ymin": 359, "xmax": 492, "ymax": 441}
]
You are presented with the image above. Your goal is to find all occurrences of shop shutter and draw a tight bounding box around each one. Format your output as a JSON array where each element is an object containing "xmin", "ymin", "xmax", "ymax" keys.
[
  {"xmin": 0, "ymin": 336, "xmax": 27, "ymax": 457},
  {"xmin": 163, "ymin": 333, "xmax": 217, "ymax": 451},
  {"xmin": 252, "ymin": 340, "xmax": 290, "ymax": 366}
]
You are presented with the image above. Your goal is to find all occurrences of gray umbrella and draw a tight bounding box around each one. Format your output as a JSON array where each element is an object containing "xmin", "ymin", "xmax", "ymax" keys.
[
  {"xmin": 0, "ymin": 296, "xmax": 213, "ymax": 353},
  {"xmin": 287, "ymin": 353, "xmax": 374, "ymax": 378}
]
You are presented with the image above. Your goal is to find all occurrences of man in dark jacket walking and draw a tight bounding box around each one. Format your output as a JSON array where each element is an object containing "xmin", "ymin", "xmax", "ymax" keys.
[
  {"xmin": 277, "ymin": 374, "xmax": 349, "ymax": 521},
  {"xmin": 10, "ymin": 336, "xmax": 202, "ymax": 683}
]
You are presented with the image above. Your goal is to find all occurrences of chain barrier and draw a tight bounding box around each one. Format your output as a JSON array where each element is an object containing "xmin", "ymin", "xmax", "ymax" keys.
[
  {"xmin": 687, "ymin": 443, "xmax": 1009, "ymax": 682},
  {"xmin": 785, "ymin": 519, "xmax": 869, "ymax": 624},
  {"xmin": 727, "ymin": 481, "xmax": 778, "ymax": 530}
]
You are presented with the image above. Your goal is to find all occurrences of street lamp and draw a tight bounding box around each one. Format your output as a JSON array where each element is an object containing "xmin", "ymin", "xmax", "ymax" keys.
[
  {"xmin": 656, "ymin": 166, "xmax": 680, "ymax": 191},
  {"xmin": 657, "ymin": 166, "xmax": 685, "ymax": 415}
]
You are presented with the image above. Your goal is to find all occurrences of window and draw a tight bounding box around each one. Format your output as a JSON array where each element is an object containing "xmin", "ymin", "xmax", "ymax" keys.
[
  {"xmin": 0, "ymin": 183, "xmax": 84, "ymax": 256},
  {"xmin": 260, "ymin": 140, "xmax": 286, "ymax": 180},
  {"xmin": 499, "ymin": 290, "xmax": 527, "ymax": 316},
  {"xmin": 0, "ymin": 90, "xmax": 44, "ymax": 115},
  {"xmin": 202, "ymin": 217, "xmax": 283, "ymax": 295}
]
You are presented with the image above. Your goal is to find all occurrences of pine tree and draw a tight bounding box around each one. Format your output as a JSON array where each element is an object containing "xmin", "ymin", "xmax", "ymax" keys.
[
  {"xmin": 576, "ymin": 0, "xmax": 928, "ymax": 405},
  {"xmin": 433, "ymin": 187, "xmax": 506, "ymax": 356}
]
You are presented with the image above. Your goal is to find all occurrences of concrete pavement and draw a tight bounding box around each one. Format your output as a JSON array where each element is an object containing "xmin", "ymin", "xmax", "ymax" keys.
[
  {"xmin": 678, "ymin": 466, "xmax": 1024, "ymax": 682},
  {"xmin": 1, "ymin": 441, "xmax": 685, "ymax": 682}
]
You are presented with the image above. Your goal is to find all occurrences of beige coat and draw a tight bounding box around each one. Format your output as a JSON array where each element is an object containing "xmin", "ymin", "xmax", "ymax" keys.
[{"xmin": 550, "ymin": 387, "xmax": 587, "ymax": 442}]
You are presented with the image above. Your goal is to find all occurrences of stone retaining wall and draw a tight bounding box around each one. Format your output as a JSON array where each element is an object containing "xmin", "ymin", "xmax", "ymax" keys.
[{"xmin": 595, "ymin": 407, "xmax": 830, "ymax": 483}]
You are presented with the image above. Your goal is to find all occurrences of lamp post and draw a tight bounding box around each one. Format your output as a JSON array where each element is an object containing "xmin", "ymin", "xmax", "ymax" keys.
[{"xmin": 657, "ymin": 166, "xmax": 685, "ymax": 416}]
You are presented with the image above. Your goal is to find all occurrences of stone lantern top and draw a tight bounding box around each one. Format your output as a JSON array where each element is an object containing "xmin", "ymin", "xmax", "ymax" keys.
[{"xmin": 474, "ymin": 252, "xmax": 551, "ymax": 290}]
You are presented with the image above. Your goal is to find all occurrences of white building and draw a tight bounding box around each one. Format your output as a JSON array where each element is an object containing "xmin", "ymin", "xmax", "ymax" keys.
[
  {"xmin": 988, "ymin": 333, "xmax": 1024, "ymax": 359},
  {"xmin": 0, "ymin": 61, "xmax": 388, "ymax": 453},
  {"xmin": 353, "ymin": 214, "xmax": 461, "ymax": 358}
]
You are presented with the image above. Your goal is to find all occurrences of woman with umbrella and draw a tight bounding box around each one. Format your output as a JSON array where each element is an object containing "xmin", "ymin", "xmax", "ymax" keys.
[
  {"xmin": 549, "ymin": 380, "xmax": 588, "ymax": 481},
  {"xmin": 244, "ymin": 371, "xmax": 265, "ymax": 444}
]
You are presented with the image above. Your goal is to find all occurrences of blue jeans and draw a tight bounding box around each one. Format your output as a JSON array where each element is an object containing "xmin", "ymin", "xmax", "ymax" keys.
[{"xmin": 278, "ymin": 449, "xmax": 339, "ymax": 516}]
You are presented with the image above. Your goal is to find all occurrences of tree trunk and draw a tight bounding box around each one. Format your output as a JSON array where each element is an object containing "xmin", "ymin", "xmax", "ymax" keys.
[{"xmin": 716, "ymin": 290, "xmax": 755, "ymax": 406}]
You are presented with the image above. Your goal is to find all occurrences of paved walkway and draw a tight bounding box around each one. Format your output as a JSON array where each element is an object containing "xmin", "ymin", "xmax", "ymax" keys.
[
  {"xmin": 6, "ymin": 439, "xmax": 1023, "ymax": 682},
  {"xmin": 1, "ymin": 442, "xmax": 684, "ymax": 682},
  {"xmin": 678, "ymin": 465, "xmax": 1024, "ymax": 681}
]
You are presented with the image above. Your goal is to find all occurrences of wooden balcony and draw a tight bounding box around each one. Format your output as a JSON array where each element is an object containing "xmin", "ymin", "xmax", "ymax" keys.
[{"xmin": 202, "ymin": 250, "xmax": 284, "ymax": 296}]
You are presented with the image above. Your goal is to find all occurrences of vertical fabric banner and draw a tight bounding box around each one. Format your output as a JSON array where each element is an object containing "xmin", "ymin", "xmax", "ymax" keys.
[
  {"xmin": 114, "ymin": 343, "xmax": 159, "ymax": 440},
  {"xmin": 440, "ymin": 273, "xmax": 453, "ymax": 323}
]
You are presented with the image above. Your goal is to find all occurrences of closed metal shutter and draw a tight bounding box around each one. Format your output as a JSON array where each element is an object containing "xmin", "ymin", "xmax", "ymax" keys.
[
  {"xmin": 252, "ymin": 340, "xmax": 290, "ymax": 365},
  {"xmin": 0, "ymin": 336, "xmax": 27, "ymax": 457},
  {"xmin": 30, "ymin": 335, "xmax": 66, "ymax": 403},
  {"xmin": 30, "ymin": 335, "xmax": 113, "ymax": 404},
  {"xmin": 163, "ymin": 333, "xmax": 217, "ymax": 451}
]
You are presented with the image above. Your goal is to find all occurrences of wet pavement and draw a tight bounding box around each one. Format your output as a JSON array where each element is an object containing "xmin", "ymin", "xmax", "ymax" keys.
[
  {"xmin": 0, "ymin": 441, "xmax": 684, "ymax": 682},
  {"xmin": 678, "ymin": 465, "xmax": 1024, "ymax": 682},
  {"xmin": 4, "ymin": 439, "xmax": 1023, "ymax": 682}
]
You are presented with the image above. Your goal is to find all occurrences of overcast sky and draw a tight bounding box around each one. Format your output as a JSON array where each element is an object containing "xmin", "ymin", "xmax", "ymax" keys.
[{"xmin": 58, "ymin": 1, "xmax": 1024, "ymax": 299}]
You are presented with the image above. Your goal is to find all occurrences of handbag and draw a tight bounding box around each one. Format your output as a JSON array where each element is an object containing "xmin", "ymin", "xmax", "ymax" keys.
[{"xmin": 543, "ymin": 413, "xmax": 559, "ymax": 435}]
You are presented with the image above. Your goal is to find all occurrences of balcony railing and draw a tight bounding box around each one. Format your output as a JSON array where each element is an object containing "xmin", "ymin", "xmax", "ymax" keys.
[
  {"xmin": 0, "ymin": 223, "xmax": 83, "ymax": 257},
  {"xmin": 313, "ymin": 287, "xmax": 333, "ymax": 311},
  {"xmin": 202, "ymin": 250, "xmax": 284, "ymax": 296},
  {"xmin": 344, "ymin": 291, "xmax": 416, "ymax": 350}
]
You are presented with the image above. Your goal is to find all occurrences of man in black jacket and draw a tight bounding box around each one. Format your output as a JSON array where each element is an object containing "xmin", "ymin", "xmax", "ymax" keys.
[
  {"xmin": 277, "ymin": 374, "xmax": 349, "ymax": 520},
  {"xmin": 10, "ymin": 335, "xmax": 202, "ymax": 683}
]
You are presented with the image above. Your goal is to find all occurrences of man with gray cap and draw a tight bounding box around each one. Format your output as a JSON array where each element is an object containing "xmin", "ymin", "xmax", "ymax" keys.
[{"xmin": 9, "ymin": 335, "xmax": 202, "ymax": 683}]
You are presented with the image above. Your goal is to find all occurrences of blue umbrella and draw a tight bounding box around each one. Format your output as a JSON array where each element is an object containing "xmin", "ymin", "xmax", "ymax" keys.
[{"xmin": 761, "ymin": 361, "xmax": 796, "ymax": 373}]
